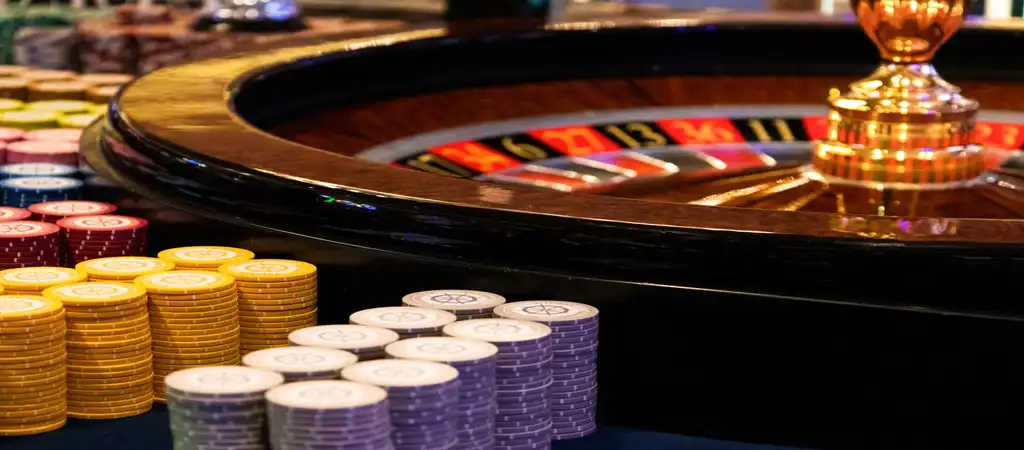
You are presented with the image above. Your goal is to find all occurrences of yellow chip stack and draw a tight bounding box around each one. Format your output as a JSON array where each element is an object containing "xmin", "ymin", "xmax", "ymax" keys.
[
  {"xmin": 157, "ymin": 246, "xmax": 255, "ymax": 272},
  {"xmin": 76, "ymin": 256, "xmax": 175, "ymax": 282},
  {"xmin": 218, "ymin": 260, "xmax": 318, "ymax": 355},
  {"xmin": 0, "ymin": 267, "xmax": 88, "ymax": 296},
  {"xmin": 0, "ymin": 295, "xmax": 68, "ymax": 436},
  {"xmin": 43, "ymin": 282, "xmax": 153, "ymax": 419},
  {"xmin": 133, "ymin": 270, "xmax": 240, "ymax": 402}
]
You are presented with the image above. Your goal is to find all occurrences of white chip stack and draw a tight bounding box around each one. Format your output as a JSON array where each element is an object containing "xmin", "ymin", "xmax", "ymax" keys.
[
  {"xmin": 266, "ymin": 380, "xmax": 392, "ymax": 450},
  {"xmin": 288, "ymin": 324, "xmax": 400, "ymax": 361},
  {"xmin": 402, "ymin": 289, "xmax": 506, "ymax": 320},
  {"xmin": 242, "ymin": 346, "xmax": 358, "ymax": 382},
  {"xmin": 349, "ymin": 306, "xmax": 457, "ymax": 339}
]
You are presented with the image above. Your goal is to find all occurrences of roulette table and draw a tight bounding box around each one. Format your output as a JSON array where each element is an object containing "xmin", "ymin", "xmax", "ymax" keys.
[{"xmin": 61, "ymin": 4, "xmax": 1024, "ymax": 450}]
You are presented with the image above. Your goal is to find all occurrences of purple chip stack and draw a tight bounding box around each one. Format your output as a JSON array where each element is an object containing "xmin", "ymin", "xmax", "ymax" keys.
[
  {"xmin": 342, "ymin": 359, "xmax": 461, "ymax": 450},
  {"xmin": 444, "ymin": 318, "xmax": 554, "ymax": 450},
  {"xmin": 494, "ymin": 301, "xmax": 599, "ymax": 440},
  {"xmin": 385, "ymin": 336, "xmax": 500, "ymax": 450},
  {"xmin": 265, "ymin": 380, "xmax": 394, "ymax": 450},
  {"xmin": 402, "ymin": 289, "xmax": 507, "ymax": 321}
]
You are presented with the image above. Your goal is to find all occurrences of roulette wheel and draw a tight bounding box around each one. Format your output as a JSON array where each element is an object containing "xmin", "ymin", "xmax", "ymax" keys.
[{"xmin": 73, "ymin": 2, "xmax": 1024, "ymax": 449}]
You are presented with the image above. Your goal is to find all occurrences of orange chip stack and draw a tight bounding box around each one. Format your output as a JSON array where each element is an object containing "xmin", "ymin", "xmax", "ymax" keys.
[
  {"xmin": 218, "ymin": 259, "xmax": 318, "ymax": 355},
  {"xmin": 43, "ymin": 282, "xmax": 153, "ymax": 419},
  {"xmin": 0, "ymin": 294, "xmax": 67, "ymax": 436}
]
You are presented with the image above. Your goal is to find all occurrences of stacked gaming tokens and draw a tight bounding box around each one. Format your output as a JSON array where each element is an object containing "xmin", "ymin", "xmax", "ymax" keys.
[
  {"xmin": 242, "ymin": 346, "xmax": 358, "ymax": 382},
  {"xmin": 0, "ymin": 295, "xmax": 68, "ymax": 436},
  {"xmin": 445, "ymin": 318, "xmax": 555, "ymax": 450},
  {"xmin": 350, "ymin": 306, "xmax": 457, "ymax": 340},
  {"xmin": 494, "ymin": 301, "xmax": 599, "ymax": 439},
  {"xmin": 23, "ymin": 129, "xmax": 81, "ymax": 143},
  {"xmin": 288, "ymin": 324, "xmax": 400, "ymax": 361},
  {"xmin": 1, "ymin": 177, "xmax": 82, "ymax": 207},
  {"xmin": 0, "ymin": 266, "xmax": 87, "ymax": 295},
  {"xmin": 5, "ymin": 141, "xmax": 78, "ymax": 165},
  {"xmin": 0, "ymin": 207, "xmax": 31, "ymax": 222},
  {"xmin": 29, "ymin": 201, "xmax": 117, "ymax": 223},
  {"xmin": 76, "ymin": 256, "xmax": 175, "ymax": 282},
  {"xmin": 402, "ymin": 289, "xmax": 507, "ymax": 321},
  {"xmin": 217, "ymin": 259, "xmax": 318, "ymax": 354},
  {"xmin": 386, "ymin": 337, "xmax": 499, "ymax": 450},
  {"xmin": 134, "ymin": 270, "xmax": 240, "ymax": 402},
  {"xmin": 266, "ymin": 380, "xmax": 392, "ymax": 450},
  {"xmin": 165, "ymin": 366, "xmax": 284, "ymax": 450},
  {"xmin": 56, "ymin": 215, "xmax": 149, "ymax": 266},
  {"xmin": 342, "ymin": 359, "xmax": 461, "ymax": 450},
  {"xmin": 0, "ymin": 163, "xmax": 77, "ymax": 179},
  {"xmin": 0, "ymin": 111, "xmax": 60, "ymax": 131},
  {"xmin": 44, "ymin": 282, "xmax": 154, "ymax": 419},
  {"xmin": 0, "ymin": 221, "xmax": 61, "ymax": 268},
  {"xmin": 157, "ymin": 246, "xmax": 255, "ymax": 272}
]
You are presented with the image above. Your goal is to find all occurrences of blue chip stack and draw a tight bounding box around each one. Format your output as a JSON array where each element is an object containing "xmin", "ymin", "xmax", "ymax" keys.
[
  {"xmin": 266, "ymin": 380, "xmax": 393, "ymax": 450},
  {"xmin": 445, "ymin": 318, "xmax": 554, "ymax": 450},
  {"xmin": 495, "ymin": 301, "xmax": 600, "ymax": 440},
  {"xmin": 385, "ymin": 337, "xmax": 499, "ymax": 450},
  {"xmin": 1, "ymin": 176, "xmax": 82, "ymax": 207},
  {"xmin": 342, "ymin": 359, "xmax": 460, "ymax": 450},
  {"xmin": 0, "ymin": 163, "xmax": 77, "ymax": 179}
]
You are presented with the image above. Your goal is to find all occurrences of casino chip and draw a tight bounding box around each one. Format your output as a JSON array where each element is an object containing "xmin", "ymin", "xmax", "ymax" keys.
[
  {"xmin": 494, "ymin": 301, "xmax": 599, "ymax": 439},
  {"xmin": 56, "ymin": 215, "xmax": 148, "ymax": 266},
  {"xmin": 0, "ymin": 111, "xmax": 59, "ymax": 130},
  {"xmin": 0, "ymin": 266, "xmax": 87, "ymax": 295},
  {"xmin": 165, "ymin": 366, "xmax": 284, "ymax": 450},
  {"xmin": 158, "ymin": 246, "xmax": 255, "ymax": 271},
  {"xmin": 23, "ymin": 128, "xmax": 81, "ymax": 143},
  {"xmin": 287, "ymin": 324, "xmax": 399, "ymax": 361},
  {"xmin": 350, "ymin": 306, "xmax": 457, "ymax": 339},
  {"xmin": 29, "ymin": 201, "xmax": 117, "ymax": 223},
  {"xmin": 341, "ymin": 359, "xmax": 460, "ymax": 450},
  {"xmin": 5, "ymin": 141, "xmax": 78, "ymax": 165},
  {"xmin": 386, "ymin": 337, "xmax": 499, "ymax": 450},
  {"xmin": 0, "ymin": 295, "xmax": 68, "ymax": 436},
  {"xmin": 134, "ymin": 270, "xmax": 241, "ymax": 402},
  {"xmin": 76, "ymin": 256, "xmax": 174, "ymax": 282},
  {"xmin": 444, "ymin": 318, "xmax": 555, "ymax": 448},
  {"xmin": 57, "ymin": 113, "xmax": 100, "ymax": 129},
  {"xmin": 0, "ymin": 206, "xmax": 31, "ymax": 222},
  {"xmin": 266, "ymin": 380, "xmax": 391, "ymax": 450},
  {"xmin": 25, "ymin": 100, "xmax": 92, "ymax": 116},
  {"xmin": 217, "ymin": 259, "xmax": 318, "ymax": 354},
  {"xmin": 0, "ymin": 221, "xmax": 61, "ymax": 268},
  {"xmin": 1, "ymin": 176, "xmax": 82, "ymax": 208},
  {"xmin": 0, "ymin": 163, "xmax": 77, "ymax": 179},
  {"xmin": 0, "ymin": 127, "xmax": 24, "ymax": 142},
  {"xmin": 242, "ymin": 346, "xmax": 358, "ymax": 382},
  {"xmin": 402, "ymin": 289, "xmax": 506, "ymax": 320},
  {"xmin": 42, "ymin": 282, "xmax": 154, "ymax": 419}
]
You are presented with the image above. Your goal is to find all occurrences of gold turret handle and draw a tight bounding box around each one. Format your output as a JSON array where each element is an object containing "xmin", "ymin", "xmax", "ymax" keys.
[{"xmin": 852, "ymin": 0, "xmax": 971, "ymax": 63}]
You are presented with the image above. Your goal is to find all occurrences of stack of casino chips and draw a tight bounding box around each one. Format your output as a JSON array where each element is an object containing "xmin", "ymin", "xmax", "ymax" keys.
[
  {"xmin": 0, "ymin": 221, "xmax": 61, "ymax": 268},
  {"xmin": 76, "ymin": 256, "xmax": 174, "ymax": 282},
  {"xmin": 288, "ymin": 324, "xmax": 399, "ymax": 361},
  {"xmin": 350, "ymin": 306, "xmax": 457, "ymax": 340},
  {"xmin": 1, "ymin": 177, "xmax": 82, "ymax": 207},
  {"xmin": 5, "ymin": 141, "xmax": 78, "ymax": 165},
  {"xmin": 23, "ymin": 129, "xmax": 81, "ymax": 143},
  {"xmin": 0, "ymin": 267, "xmax": 87, "ymax": 296},
  {"xmin": 0, "ymin": 111, "xmax": 60, "ymax": 131},
  {"xmin": 386, "ymin": 337, "xmax": 500, "ymax": 450},
  {"xmin": 43, "ymin": 282, "xmax": 154, "ymax": 419},
  {"xmin": 56, "ymin": 215, "xmax": 148, "ymax": 266},
  {"xmin": 0, "ymin": 163, "xmax": 77, "ymax": 179},
  {"xmin": 157, "ymin": 246, "xmax": 254, "ymax": 272},
  {"xmin": 217, "ymin": 259, "xmax": 318, "ymax": 354},
  {"xmin": 494, "ymin": 301, "xmax": 600, "ymax": 439},
  {"xmin": 242, "ymin": 346, "xmax": 358, "ymax": 382},
  {"xmin": 25, "ymin": 100, "xmax": 92, "ymax": 117},
  {"xmin": 402, "ymin": 289, "xmax": 507, "ymax": 321},
  {"xmin": 266, "ymin": 380, "xmax": 392, "ymax": 450},
  {"xmin": 0, "ymin": 295, "xmax": 68, "ymax": 436},
  {"xmin": 29, "ymin": 201, "xmax": 117, "ymax": 223},
  {"xmin": 445, "ymin": 318, "xmax": 555, "ymax": 450},
  {"xmin": 133, "ymin": 270, "xmax": 240, "ymax": 402},
  {"xmin": 0, "ymin": 207, "xmax": 30, "ymax": 222},
  {"xmin": 342, "ymin": 359, "xmax": 460, "ymax": 450},
  {"xmin": 165, "ymin": 366, "xmax": 284, "ymax": 450}
]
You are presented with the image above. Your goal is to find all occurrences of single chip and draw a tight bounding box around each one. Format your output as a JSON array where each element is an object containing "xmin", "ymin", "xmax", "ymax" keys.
[
  {"xmin": 340, "ymin": 359, "xmax": 458, "ymax": 387},
  {"xmin": 42, "ymin": 282, "xmax": 145, "ymax": 307},
  {"xmin": 134, "ymin": 271, "xmax": 235, "ymax": 295},
  {"xmin": 76, "ymin": 257, "xmax": 173, "ymax": 280},
  {"xmin": 0, "ymin": 128, "xmax": 24, "ymax": 142},
  {"xmin": 29, "ymin": 201, "xmax": 115, "ymax": 218},
  {"xmin": 0, "ymin": 208, "xmax": 31, "ymax": 222},
  {"xmin": 158, "ymin": 246, "xmax": 255, "ymax": 268},
  {"xmin": 0, "ymin": 267, "xmax": 87, "ymax": 290},
  {"xmin": 242, "ymin": 347, "xmax": 357, "ymax": 375},
  {"xmin": 0, "ymin": 164, "xmax": 76, "ymax": 178},
  {"xmin": 385, "ymin": 336, "xmax": 498, "ymax": 362},
  {"xmin": 56, "ymin": 215, "xmax": 147, "ymax": 233},
  {"xmin": 0, "ymin": 100, "xmax": 23, "ymax": 112},
  {"xmin": 493, "ymin": 300, "xmax": 599, "ymax": 323},
  {"xmin": 58, "ymin": 114, "xmax": 100, "ymax": 129},
  {"xmin": 0, "ymin": 111, "xmax": 59, "ymax": 130},
  {"xmin": 23, "ymin": 129, "xmax": 82, "ymax": 143},
  {"xmin": 402, "ymin": 289, "xmax": 506, "ymax": 312},
  {"xmin": 24, "ymin": 100, "xmax": 90, "ymax": 115},
  {"xmin": 443, "ymin": 318, "xmax": 552, "ymax": 343},
  {"xmin": 265, "ymin": 380, "xmax": 386, "ymax": 410},
  {"xmin": 0, "ymin": 221, "xmax": 60, "ymax": 239},
  {"xmin": 163, "ymin": 366, "xmax": 283, "ymax": 397},
  {"xmin": 1, "ymin": 176, "xmax": 81, "ymax": 191},
  {"xmin": 78, "ymin": 74, "xmax": 132, "ymax": 87},
  {"xmin": 218, "ymin": 259, "xmax": 315, "ymax": 282},
  {"xmin": 349, "ymin": 307, "xmax": 456, "ymax": 332},
  {"xmin": 0, "ymin": 295, "xmax": 62, "ymax": 321}
]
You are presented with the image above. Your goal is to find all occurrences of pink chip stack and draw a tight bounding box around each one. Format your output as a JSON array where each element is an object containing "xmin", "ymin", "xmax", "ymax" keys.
[
  {"xmin": 24, "ymin": 129, "xmax": 82, "ymax": 143},
  {"xmin": 0, "ymin": 206, "xmax": 31, "ymax": 223},
  {"xmin": 28, "ymin": 200, "xmax": 117, "ymax": 223},
  {"xmin": 5, "ymin": 141, "xmax": 78, "ymax": 165}
]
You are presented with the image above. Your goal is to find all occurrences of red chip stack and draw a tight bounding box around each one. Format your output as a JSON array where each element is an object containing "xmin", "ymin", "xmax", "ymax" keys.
[
  {"xmin": 24, "ymin": 129, "xmax": 82, "ymax": 143},
  {"xmin": 5, "ymin": 141, "xmax": 78, "ymax": 165},
  {"xmin": 0, "ymin": 220, "xmax": 62, "ymax": 268},
  {"xmin": 56, "ymin": 215, "xmax": 148, "ymax": 266},
  {"xmin": 28, "ymin": 201, "xmax": 117, "ymax": 223},
  {"xmin": 0, "ymin": 207, "xmax": 31, "ymax": 222}
]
